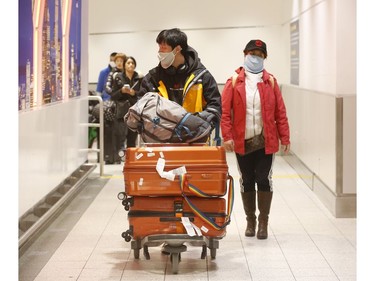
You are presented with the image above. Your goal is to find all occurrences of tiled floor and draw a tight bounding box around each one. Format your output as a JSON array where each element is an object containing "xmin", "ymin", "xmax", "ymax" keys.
[{"xmin": 19, "ymin": 152, "xmax": 356, "ymax": 281}]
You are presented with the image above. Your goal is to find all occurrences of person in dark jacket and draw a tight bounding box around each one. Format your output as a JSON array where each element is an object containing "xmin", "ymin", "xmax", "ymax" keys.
[
  {"xmin": 221, "ymin": 39, "xmax": 291, "ymax": 239},
  {"xmin": 139, "ymin": 28, "xmax": 221, "ymax": 128},
  {"xmin": 103, "ymin": 53, "xmax": 127, "ymax": 164},
  {"xmin": 116, "ymin": 56, "xmax": 143, "ymax": 148}
]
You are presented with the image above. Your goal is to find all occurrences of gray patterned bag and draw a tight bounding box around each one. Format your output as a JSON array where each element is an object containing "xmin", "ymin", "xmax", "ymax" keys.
[{"xmin": 125, "ymin": 92, "xmax": 212, "ymax": 143}]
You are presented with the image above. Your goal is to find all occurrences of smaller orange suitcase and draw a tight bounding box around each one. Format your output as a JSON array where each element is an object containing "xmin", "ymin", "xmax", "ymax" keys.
[
  {"xmin": 125, "ymin": 196, "xmax": 228, "ymax": 240},
  {"xmin": 123, "ymin": 146, "xmax": 228, "ymax": 196}
]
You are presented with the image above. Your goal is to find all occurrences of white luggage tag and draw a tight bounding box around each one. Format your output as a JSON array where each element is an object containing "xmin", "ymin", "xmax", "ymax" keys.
[
  {"xmin": 181, "ymin": 217, "xmax": 197, "ymax": 236},
  {"xmin": 156, "ymin": 158, "xmax": 175, "ymax": 181}
]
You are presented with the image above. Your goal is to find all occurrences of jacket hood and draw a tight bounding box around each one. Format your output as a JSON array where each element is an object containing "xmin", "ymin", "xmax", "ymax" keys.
[{"xmin": 184, "ymin": 46, "xmax": 204, "ymax": 72}]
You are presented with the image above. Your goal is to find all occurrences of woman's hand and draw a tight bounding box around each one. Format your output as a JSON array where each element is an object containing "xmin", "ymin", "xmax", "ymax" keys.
[
  {"xmin": 223, "ymin": 140, "xmax": 234, "ymax": 152},
  {"xmin": 121, "ymin": 87, "xmax": 135, "ymax": 96},
  {"xmin": 282, "ymin": 144, "xmax": 290, "ymax": 154}
]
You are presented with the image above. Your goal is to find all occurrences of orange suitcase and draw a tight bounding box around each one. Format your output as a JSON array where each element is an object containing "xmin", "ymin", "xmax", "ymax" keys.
[
  {"xmin": 125, "ymin": 196, "xmax": 228, "ymax": 240},
  {"xmin": 123, "ymin": 146, "xmax": 228, "ymax": 196}
]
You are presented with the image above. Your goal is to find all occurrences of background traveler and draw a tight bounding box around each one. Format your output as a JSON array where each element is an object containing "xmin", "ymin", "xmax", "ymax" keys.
[
  {"xmin": 103, "ymin": 53, "xmax": 127, "ymax": 164},
  {"xmin": 121, "ymin": 56, "xmax": 143, "ymax": 148},
  {"xmin": 96, "ymin": 52, "xmax": 117, "ymax": 101},
  {"xmin": 220, "ymin": 39, "xmax": 291, "ymax": 239}
]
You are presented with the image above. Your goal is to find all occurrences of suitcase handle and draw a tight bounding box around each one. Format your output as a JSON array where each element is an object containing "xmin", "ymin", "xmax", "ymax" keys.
[
  {"xmin": 160, "ymin": 217, "xmax": 195, "ymax": 222},
  {"xmin": 185, "ymin": 174, "xmax": 213, "ymax": 179}
]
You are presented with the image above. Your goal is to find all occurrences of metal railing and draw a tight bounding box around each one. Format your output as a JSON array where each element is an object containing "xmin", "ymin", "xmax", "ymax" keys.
[{"xmin": 81, "ymin": 95, "xmax": 104, "ymax": 176}]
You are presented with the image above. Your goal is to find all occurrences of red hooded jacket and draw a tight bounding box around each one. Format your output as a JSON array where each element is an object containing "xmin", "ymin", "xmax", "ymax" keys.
[{"xmin": 220, "ymin": 67, "xmax": 290, "ymax": 155}]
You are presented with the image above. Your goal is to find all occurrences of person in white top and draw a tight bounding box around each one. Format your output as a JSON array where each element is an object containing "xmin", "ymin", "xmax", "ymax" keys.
[{"xmin": 221, "ymin": 39, "xmax": 290, "ymax": 239}]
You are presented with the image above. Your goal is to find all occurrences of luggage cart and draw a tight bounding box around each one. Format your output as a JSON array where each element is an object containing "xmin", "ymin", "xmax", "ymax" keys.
[
  {"xmin": 117, "ymin": 143, "xmax": 234, "ymax": 274},
  {"xmin": 118, "ymin": 183, "xmax": 232, "ymax": 274},
  {"xmin": 127, "ymin": 234, "xmax": 220, "ymax": 274}
]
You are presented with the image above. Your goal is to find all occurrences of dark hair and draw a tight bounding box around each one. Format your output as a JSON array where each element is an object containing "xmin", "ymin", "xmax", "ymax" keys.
[
  {"xmin": 110, "ymin": 52, "xmax": 118, "ymax": 57},
  {"xmin": 126, "ymin": 56, "xmax": 137, "ymax": 68},
  {"xmin": 156, "ymin": 28, "xmax": 188, "ymax": 54}
]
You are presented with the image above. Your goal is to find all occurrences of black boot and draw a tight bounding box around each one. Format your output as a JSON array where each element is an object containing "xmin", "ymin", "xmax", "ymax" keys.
[
  {"xmin": 257, "ymin": 191, "xmax": 273, "ymax": 239},
  {"xmin": 241, "ymin": 192, "xmax": 256, "ymax": 237}
]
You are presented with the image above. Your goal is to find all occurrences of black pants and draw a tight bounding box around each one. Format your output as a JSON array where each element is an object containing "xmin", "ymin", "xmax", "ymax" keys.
[
  {"xmin": 125, "ymin": 129, "xmax": 138, "ymax": 148},
  {"xmin": 104, "ymin": 119, "xmax": 126, "ymax": 163},
  {"xmin": 235, "ymin": 148, "xmax": 275, "ymax": 192}
]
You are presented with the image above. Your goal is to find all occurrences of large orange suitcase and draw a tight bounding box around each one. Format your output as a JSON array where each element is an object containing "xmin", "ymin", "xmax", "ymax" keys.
[
  {"xmin": 123, "ymin": 146, "xmax": 228, "ymax": 196},
  {"xmin": 125, "ymin": 196, "xmax": 228, "ymax": 240}
]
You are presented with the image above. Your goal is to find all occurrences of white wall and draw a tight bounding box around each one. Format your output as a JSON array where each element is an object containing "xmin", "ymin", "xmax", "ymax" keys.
[
  {"xmin": 19, "ymin": 0, "xmax": 90, "ymax": 217},
  {"xmin": 282, "ymin": 0, "xmax": 356, "ymax": 197},
  {"xmin": 19, "ymin": 99, "xmax": 89, "ymax": 215},
  {"xmin": 89, "ymin": 27, "xmax": 288, "ymax": 84},
  {"xmin": 290, "ymin": 0, "xmax": 356, "ymax": 96},
  {"xmin": 88, "ymin": 0, "xmax": 293, "ymax": 84}
]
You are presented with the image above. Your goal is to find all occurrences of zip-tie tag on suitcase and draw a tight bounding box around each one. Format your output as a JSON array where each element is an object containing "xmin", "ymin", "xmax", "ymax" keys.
[
  {"xmin": 156, "ymin": 158, "xmax": 174, "ymax": 180},
  {"xmin": 181, "ymin": 217, "xmax": 202, "ymax": 236},
  {"xmin": 181, "ymin": 217, "xmax": 196, "ymax": 236},
  {"xmin": 156, "ymin": 158, "xmax": 186, "ymax": 181}
]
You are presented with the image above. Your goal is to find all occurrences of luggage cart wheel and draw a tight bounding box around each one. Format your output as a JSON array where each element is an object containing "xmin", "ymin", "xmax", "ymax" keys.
[
  {"xmin": 201, "ymin": 245, "xmax": 207, "ymax": 259},
  {"xmin": 133, "ymin": 248, "xmax": 140, "ymax": 259},
  {"xmin": 210, "ymin": 248, "xmax": 217, "ymax": 259},
  {"xmin": 170, "ymin": 253, "xmax": 181, "ymax": 274},
  {"xmin": 143, "ymin": 246, "xmax": 150, "ymax": 260}
]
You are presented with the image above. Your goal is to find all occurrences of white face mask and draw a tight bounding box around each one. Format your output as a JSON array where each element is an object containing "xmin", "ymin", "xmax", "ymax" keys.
[
  {"xmin": 244, "ymin": 54, "xmax": 264, "ymax": 73},
  {"xmin": 109, "ymin": 61, "xmax": 116, "ymax": 68},
  {"xmin": 158, "ymin": 48, "xmax": 177, "ymax": 69}
]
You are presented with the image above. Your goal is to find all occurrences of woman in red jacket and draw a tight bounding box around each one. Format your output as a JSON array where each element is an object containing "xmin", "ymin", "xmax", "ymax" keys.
[{"xmin": 221, "ymin": 39, "xmax": 290, "ymax": 239}]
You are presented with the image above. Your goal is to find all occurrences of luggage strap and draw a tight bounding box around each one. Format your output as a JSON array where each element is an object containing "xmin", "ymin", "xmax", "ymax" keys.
[{"xmin": 179, "ymin": 173, "xmax": 234, "ymax": 231}]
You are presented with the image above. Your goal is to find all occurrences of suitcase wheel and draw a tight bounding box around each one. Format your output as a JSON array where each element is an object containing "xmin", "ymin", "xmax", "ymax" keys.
[
  {"xmin": 121, "ymin": 230, "xmax": 132, "ymax": 242},
  {"xmin": 117, "ymin": 192, "xmax": 126, "ymax": 201}
]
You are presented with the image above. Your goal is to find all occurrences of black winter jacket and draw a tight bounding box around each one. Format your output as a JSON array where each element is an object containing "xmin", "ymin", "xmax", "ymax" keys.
[{"xmin": 139, "ymin": 46, "xmax": 221, "ymax": 121}]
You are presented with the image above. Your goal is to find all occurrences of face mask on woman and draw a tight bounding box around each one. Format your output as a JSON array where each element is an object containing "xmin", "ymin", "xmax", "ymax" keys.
[
  {"xmin": 158, "ymin": 48, "xmax": 177, "ymax": 69},
  {"xmin": 244, "ymin": 54, "xmax": 264, "ymax": 73},
  {"xmin": 109, "ymin": 61, "xmax": 116, "ymax": 68}
]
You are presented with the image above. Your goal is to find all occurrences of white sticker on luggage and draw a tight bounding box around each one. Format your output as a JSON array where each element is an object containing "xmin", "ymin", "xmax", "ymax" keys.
[
  {"xmin": 163, "ymin": 171, "xmax": 175, "ymax": 181},
  {"xmin": 170, "ymin": 166, "xmax": 187, "ymax": 175},
  {"xmin": 136, "ymin": 153, "xmax": 143, "ymax": 160},
  {"xmin": 200, "ymin": 225, "xmax": 209, "ymax": 233},
  {"xmin": 156, "ymin": 158, "xmax": 166, "ymax": 177}
]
